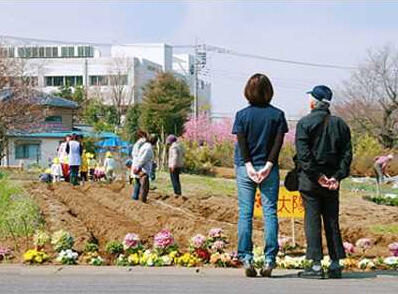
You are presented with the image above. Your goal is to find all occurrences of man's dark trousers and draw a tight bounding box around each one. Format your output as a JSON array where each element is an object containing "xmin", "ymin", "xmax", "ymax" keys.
[
  {"xmin": 301, "ymin": 189, "xmax": 346, "ymax": 261},
  {"xmin": 170, "ymin": 168, "xmax": 181, "ymax": 195}
]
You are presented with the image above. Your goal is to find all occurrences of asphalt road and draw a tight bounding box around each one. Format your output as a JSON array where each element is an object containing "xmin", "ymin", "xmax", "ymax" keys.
[{"xmin": 0, "ymin": 266, "xmax": 397, "ymax": 294}]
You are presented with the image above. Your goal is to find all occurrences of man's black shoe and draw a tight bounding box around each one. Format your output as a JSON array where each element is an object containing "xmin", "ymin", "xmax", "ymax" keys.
[
  {"xmin": 298, "ymin": 268, "xmax": 324, "ymax": 279},
  {"xmin": 242, "ymin": 261, "xmax": 257, "ymax": 278},
  {"xmin": 328, "ymin": 268, "xmax": 342, "ymax": 279}
]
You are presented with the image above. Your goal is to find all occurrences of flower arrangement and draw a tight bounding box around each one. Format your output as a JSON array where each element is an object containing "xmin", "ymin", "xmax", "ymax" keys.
[
  {"xmin": 190, "ymin": 234, "xmax": 206, "ymax": 249},
  {"xmin": 33, "ymin": 230, "xmax": 51, "ymax": 249},
  {"xmin": 189, "ymin": 234, "xmax": 210, "ymax": 262},
  {"xmin": 383, "ymin": 256, "xmax": 398, "ymax": 269},
  {"xmin": 208, "ymin": 228, "xmax": 223, "ymax": 239},
  {"xmin": 105, "ymin": 240, "xmax": 124, "ymax": 255},
  {"xmin": 123, "ymin": 233, "xmax": 143, "ymax": 254},
  {"xmin": 176, "ymin": 253, "xmax": 200, "ymax": 267},
  {"xmin": 357, "ymin": 258, "xmax": 376, "ymax": 270},
  {"xmin": 343, "ymin": 242, "xmax": 355, "ymax": 255},
  {"xmin": 128, "ymin": 253, "xmax": 142, "ymax": 266},
  {"xmin": 23, "ymin": 249, "xmax": 49, "ymax": 264},
  {"xmin": 355, "ymin": 238, "xmax": 372, "ymax": 254},
  {"xmin": 211, "ymin": 240, "xmax": 226, "ymax": 253},
  {"xmin": 84, "ymin": 242, "xmax": 99, "ymax": 253},
  {"xmin": 206, "ymin": 228, "xmax": 228, "ymax": 253},
  {"xmin": 209, "ymin": 252, "xmax": 239, "ymax": 267},
  {"xmin": 154, "ymin": 229, "xmax": 177, "ymax": 255},
  {"xmin": 51, "ymin": 230, "xmax": 74, "ymax": 252},
  {"xmin": 388, "ymin": 242, "xmax": 398, "ymax": 257},
  {"xmin": 56, "ymin": 249, "xmax": 79, "ymax": 265},
  {"xmin": 90, "ymin": 256, "xmax": 104, "ymax": 266},
  {"xmin": 0, "ymin": 247, "xmax": 12, "ymax": 261},
  {"xmin": 115, "ymin": 254, "xmax": 130, "ymax": 266}
]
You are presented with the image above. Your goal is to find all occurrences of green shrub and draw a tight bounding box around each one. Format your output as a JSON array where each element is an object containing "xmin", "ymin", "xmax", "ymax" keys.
[
  {"xmin": 105, "ymin": 240, "xmax": 123, "ymax": 255},
  {"xmin": 0, "ymin": 176, "xmax": 42, "ymax": 239},
  {"xmin": 84, "ymin": 242, "xmax": 99, "ymax": 253},
  {"xmin": 279, "ymin": 143, "xmax": 295, "ymax": 170},
  {"xmin": 363, "ymin": 195, "xmax": 398, "ymax": 206},
  {"xmin": 351, "ymin": 135, "xmax": 383, "ymax": 176}
]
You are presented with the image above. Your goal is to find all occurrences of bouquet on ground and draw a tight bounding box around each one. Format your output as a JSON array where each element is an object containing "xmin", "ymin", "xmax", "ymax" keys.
[
  {"xmin": 105, "ymin": 240, "xmax": 124, "ymax": 256},
  {"xmin": 33, "ymin": 230, "xmax": 51, "ymax": 250},
  {"xmin": 153, "ymin": 229, "xmax": 178, "ymax": 256},
  {"xmin": 189, "ymin": 234, "xmax": 210, "ymax": 263},
  {"xmin": 355, "ymin": 238, "xmax": 372, "ymax": 255},
  {"xmin": 209, "ymin": 252, "xmax": 239, "ymax": 268},
  {"xmin": 23, "ymin": 249, "xmax": 49, "ymax": 264},
  {"xmin": 388, "ymin": 242, "xmax": 398, "ymax": 257},
  {"xmin": 139, "ymin": 249, "xmax": 170, "ymax": 267},
  {"xmin": 82, "ymin": 242, "xmax": 103, "ymax": 266},
  {"xmin": 0, "ymin": 247, "xmax": 13, "ymax": 261},
  {"xmin": 123, "ymin": 233, "xmax": 144, "ymax": 254},
  {"xmin": 176, "ymin": 252, "xmax": 200, "ymax": 267},
  {"xmin": 56, "ymin": 249, "xmax": 79, "ymax": 265},
  {"xmin": 51, "ymin": 230, "xmax": 74, "ymax": 252},
  {"xmin": 206, "ymin": 228, "xmax": 228, "ymax": 253}
]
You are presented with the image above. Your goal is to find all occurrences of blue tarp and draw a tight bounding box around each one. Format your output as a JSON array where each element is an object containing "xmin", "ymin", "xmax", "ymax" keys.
[{"xmin": 96, "ymin": 136, "xmax": 131, "ymax": 155}]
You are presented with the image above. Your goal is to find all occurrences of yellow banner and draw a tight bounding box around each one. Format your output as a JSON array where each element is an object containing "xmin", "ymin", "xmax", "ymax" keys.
[{"xmin": 254, "ymin": 187, "xmax": 304, "ymax": 219}]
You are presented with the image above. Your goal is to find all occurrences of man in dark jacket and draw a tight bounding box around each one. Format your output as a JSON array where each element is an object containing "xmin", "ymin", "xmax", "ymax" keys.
[{"xmin": 295, "ymin": 85, "xmax": 352, "ymax": 279}]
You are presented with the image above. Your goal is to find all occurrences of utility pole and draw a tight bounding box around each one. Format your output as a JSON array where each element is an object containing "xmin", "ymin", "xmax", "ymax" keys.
[
  {"xmin": 193, "ymin": 39, "xmax": 206, "ymax": 118},
  {"xmin": 194, "ymin": 38, "xmax": 199, "ymax": 118}
]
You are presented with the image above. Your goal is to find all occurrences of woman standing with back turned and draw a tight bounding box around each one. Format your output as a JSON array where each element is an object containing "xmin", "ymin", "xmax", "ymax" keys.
[{"xmin": 232, "ymin": 73, "xmax": 288, "ymax": 277}]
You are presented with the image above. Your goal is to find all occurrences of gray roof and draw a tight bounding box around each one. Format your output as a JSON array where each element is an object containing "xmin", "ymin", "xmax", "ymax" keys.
[{"xmin": 0, "ymin": 88, "xmax": 79, "ymax": 109}]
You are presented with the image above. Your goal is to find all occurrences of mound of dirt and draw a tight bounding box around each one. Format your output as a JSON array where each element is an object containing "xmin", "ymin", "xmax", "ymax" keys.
[{"xmin": 25, "ymin": 181, "xmax": 397, "ymax": 258}]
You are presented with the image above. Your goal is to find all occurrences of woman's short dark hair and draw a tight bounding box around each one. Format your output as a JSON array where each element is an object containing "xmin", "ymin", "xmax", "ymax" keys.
[
  {"xmin": 244, "ymin": 73, "xmax": 274, "ymax": 106},
  {"xmin": 137, "ymin": 130, "xmax": 147, "ymax": 139}
]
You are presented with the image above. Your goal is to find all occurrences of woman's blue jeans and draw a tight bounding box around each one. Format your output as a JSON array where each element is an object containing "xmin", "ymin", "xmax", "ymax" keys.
[{"xmin": 236, "ymin": 165, "xmax": 280, "ymax": 266}]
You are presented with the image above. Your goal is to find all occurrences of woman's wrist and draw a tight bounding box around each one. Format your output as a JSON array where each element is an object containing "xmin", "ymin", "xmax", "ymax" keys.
[{"xmin": 264, "ymin": 161, "xmax": 274, "ymax": 170}]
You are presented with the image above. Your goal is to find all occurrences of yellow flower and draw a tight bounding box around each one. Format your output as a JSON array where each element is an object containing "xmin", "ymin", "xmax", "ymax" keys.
[
  {"xmin": 128, "ymin": 253, "xmax": 140, "ymax": 265},
  {"xmin": 210, "ymin": 253, "xmax": 221, "ymax": 264}
]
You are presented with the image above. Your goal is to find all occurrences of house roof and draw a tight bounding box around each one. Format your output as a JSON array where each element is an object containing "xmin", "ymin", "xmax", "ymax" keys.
[
  {"xmin": 8, "ymin": 130, "xmax": 119, "ymax": 139},
  {"xmin": 0, "ymin": 88, "xmax": 79, "ymax": 109}
]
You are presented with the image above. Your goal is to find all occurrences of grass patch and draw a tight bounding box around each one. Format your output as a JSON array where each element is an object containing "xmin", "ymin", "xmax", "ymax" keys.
[
  {"xmin": 154, "ymin": 171, "xmax": 237, "ymax": 197},
  {"xmin": 0, "ymin": 175, "xmax": 42, "ymax": 241},
  {"xmin": 370, "ymin": 224, "xmax": 398, "ymax": 235}
]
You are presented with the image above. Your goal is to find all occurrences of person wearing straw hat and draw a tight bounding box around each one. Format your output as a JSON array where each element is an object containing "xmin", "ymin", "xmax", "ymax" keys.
[
  {"xmin": 104, "ymin": 151, "xmax": 116, "ymax": 183},
  {"xmin": 50, "ymin": 157, "xmax": 62, "ymax": 183}
]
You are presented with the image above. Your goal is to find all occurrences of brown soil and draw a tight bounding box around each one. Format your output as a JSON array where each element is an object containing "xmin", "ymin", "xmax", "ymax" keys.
[{"xmin": 21, "ymin": 181, "xmax": 398, "ymax": 259}]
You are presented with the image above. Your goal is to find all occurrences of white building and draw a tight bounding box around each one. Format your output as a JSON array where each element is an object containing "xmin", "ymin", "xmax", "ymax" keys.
[
  {"xmin": 173, "ymin": 54, "xmax": 211, "ymax": 114},
  {"xmin": 1, "ymin": 39, "xmax": 211, "ymax": 108}
]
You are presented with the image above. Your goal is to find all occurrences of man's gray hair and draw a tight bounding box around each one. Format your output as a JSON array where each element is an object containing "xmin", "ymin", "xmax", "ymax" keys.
[{"xmin": 311, "ymin": 96, "xmax": 330, "ymax": 109}]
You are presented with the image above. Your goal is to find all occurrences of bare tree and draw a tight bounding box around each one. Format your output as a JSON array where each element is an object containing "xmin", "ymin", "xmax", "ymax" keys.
[
  {"xmin": 107, "ymin": 57, "xmax": 134, "ymax": 125},
  {"xmin": 0, "ymin": 45, "xmax": 42, "ymax": 163},
  {"xmin": 334, "ymin": 46, "xmax": 398, "ymax": 148}
]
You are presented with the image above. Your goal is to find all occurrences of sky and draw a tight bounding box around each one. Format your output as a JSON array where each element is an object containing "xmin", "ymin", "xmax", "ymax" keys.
[{"xmin": 0, "ymin": 1, "xmax": 397, "ymax": 118}]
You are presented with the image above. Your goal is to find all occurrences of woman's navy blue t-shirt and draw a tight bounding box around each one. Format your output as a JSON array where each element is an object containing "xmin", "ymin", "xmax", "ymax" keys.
[{"xmin": 232, "ymin": 104, "xmax": 288, "ymax": 166}]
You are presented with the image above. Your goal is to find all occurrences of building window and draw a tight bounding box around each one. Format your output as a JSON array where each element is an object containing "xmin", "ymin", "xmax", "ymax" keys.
[
  {"xmin": 52, "ymin": 47, "xmax": 58, "ymax": 57},
  {"xmin": 45, "ymin": 116, "xmax": 62, "ymax": 123},
  {"xmin": 15, "ymin": 144, "xmax": 40, "ymax": 160},
  {"xmin": 45, "ymin": 76, "xmax": 83, "ymax": 87},
  {"xmin": 61, "ymin": 46, "xmax": 75, "ymax": 57},
  {"xmin": 0, "ymin": 47, "xmax": 15, "ymax": 58},
  {"xmin": 39, "ymin": 47, "xmax": 45, "ymax": 58},
  {"xmin": 78, "ymin": 46, "xmax": 94, "ymax": 57},
  {"xmin": 89, "ymin": 75, "xmax": 108, "ymax": 86},
  {"xmin": 32, "ymin": 47, "xmax": 38, "ymax": 58},
  {"xmin": 109, "ymin": 75, "xmax": 128, "ymax": 86}
]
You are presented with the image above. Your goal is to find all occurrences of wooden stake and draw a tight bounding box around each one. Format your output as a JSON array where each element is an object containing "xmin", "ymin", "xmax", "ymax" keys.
[{"xmin": 291, "ymin": 218, "xmax": 296, "ymax": 245}]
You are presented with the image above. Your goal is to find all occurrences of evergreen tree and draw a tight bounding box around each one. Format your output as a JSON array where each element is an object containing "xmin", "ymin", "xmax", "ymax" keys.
[{"xmin": 140, "ymin": 72, "xmax": 193, "ymax": 137}]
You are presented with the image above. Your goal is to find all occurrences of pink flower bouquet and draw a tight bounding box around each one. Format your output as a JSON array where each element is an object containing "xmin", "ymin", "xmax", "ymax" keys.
[{"xmin": 388, "ymin": 242, "xmax": 398, "ymax": 257}]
